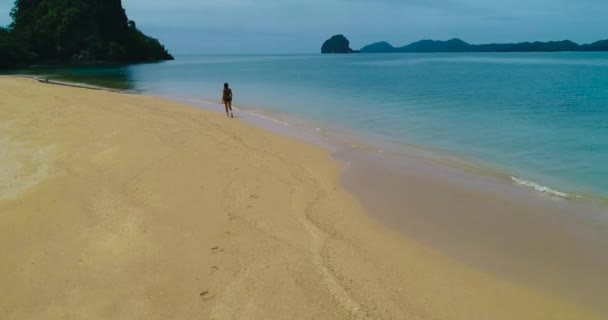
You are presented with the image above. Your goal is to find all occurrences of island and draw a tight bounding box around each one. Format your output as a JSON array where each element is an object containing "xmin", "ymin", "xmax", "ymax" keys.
[
  {"xmin": 321, "ymin": 34, "xmax": 358, "ymax": 54},
  {"xmin": 360, "ymin": 38, "xmax": 608, "ymax": 53},
  {"xmin": 1, "ymin": 0, "xmax": 173, "ymax": 68}
]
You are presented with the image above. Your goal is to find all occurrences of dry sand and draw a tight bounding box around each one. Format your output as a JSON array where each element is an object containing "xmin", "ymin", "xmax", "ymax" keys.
[{"xmin": 0, "ymin": 77, "xmax": 602, "ymax": 319}]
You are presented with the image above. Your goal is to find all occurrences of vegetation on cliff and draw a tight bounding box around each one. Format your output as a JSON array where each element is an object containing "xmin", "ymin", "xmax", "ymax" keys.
[{"xmin": 1, "ymin": 0, "xmax": 173, "ymax": 68}]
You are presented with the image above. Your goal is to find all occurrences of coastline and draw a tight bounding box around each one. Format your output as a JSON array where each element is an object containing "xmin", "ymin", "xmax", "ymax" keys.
[
  {"xmin": 1, "ymin": 77, "xmax": 607, "ymax": 319},
  {"xmin": 176, "ymin": 94, "xmax": 606, "ymax": 203},
  {"xmin": 6, "ymin": 57, "xmax": 607, "ymax": 203},
  {"xmin": 7, "ymin": 75, "xmax": 128, "ymax": 92},
  {"xmin": 186, "ymin": 95, "xmax": 608, "ymax": 315}
]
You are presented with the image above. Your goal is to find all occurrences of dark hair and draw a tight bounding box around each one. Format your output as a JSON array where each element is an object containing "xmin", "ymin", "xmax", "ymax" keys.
[{"xmin": 224, "ymin": 83, "xmax": 229, "ymax": 89}]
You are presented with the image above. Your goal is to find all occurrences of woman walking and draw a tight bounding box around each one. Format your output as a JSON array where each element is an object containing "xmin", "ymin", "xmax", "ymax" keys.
[{"xmin": 222, "ymin": 83, "xmax": 234, "ymax": 118}]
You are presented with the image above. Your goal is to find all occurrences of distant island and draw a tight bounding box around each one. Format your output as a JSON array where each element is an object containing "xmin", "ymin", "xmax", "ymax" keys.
[
  {"xmin": 1, "ymin": 0, "xmax": 173, "ymax": 68},
  {"xmin": 321, "ymin": 35, "xmax": 358, "ymax": 54},
  {"xmin": 361, "ymin": 38, "xmax": 608, "ymax": 53},
  {"xmin": 321, "ymin": 35, "xmax": 608, "ymax": 54}
]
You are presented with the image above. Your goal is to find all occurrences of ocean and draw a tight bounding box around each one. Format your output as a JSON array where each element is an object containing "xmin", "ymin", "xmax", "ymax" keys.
[{"xmin": 11, "ymin": 52, "xmax": 608, "ymax": 199}]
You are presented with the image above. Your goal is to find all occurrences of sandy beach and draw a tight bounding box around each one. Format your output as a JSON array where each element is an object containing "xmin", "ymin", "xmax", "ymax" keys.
[{"xmin": 0, "ymin": 77, "xmax": 603, "ymax": 319}]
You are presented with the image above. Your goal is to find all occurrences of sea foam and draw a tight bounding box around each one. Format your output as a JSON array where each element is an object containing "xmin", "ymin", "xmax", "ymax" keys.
[{"xmin": 511, "ymin": 176, "xmax": 576, "ymax": 199}]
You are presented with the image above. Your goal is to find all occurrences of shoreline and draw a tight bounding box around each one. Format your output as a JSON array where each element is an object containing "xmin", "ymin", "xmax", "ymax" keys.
[
  {"xmin": 9, "ymin": 78, "xmax": 608, "ymax": 241},
  {"xmin": 338, "ymin": 147, "xmax": 608, "ymax": 315},
  {"xmin": 5, "ymin": 75, "xmax": 128, "ymax": 93},
  {"xmin": 174, "ymin": 94, "xmax": 606, "ymax": 204},
  {"xmin": 1, "ymin": 77, "xmax": 606, "ymax": 319},
  {"xmin": 4, "ymin": 77, "xmax": 608, "ymax": 318},
  {"xmin": 202, "ymin": 96, "xmax": 608, "ymax": 314},
  {"xmin": 5, "ymin": 68, "xmax": 607, "ymax": 203},
  {"xmin": 145, "ymin": 89, "xmax": 608, "ymax": 315}
]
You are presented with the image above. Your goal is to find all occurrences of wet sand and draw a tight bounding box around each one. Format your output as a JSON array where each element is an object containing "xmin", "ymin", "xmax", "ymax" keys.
[
  {"xmin": 338, "ymin": 148, "xmax": 608, "ymax": 316},
  {"xmin": 0, "ymin": 77, "xmax": 604, "ymax": 319}
]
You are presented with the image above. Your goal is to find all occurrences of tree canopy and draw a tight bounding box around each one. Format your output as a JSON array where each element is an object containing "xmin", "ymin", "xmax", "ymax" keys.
[{"xmin": 1, "ymin": 0, "xmax": 173, "ymax": 68}]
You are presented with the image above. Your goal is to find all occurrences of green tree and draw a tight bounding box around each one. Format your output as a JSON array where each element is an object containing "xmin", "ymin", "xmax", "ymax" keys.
[
  {"xmin": 0, "ymin": 26, "xmax": 35, "ymax": 68},
  {"xmin": 3, "ymin": 0, "xmax": 173, "ymax": 68}
]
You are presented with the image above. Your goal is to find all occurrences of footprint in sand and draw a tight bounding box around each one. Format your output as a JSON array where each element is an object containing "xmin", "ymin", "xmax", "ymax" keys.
[
  {"xmin": 199, "ymin": 290, "xmax": 216, "ymax": 302},
  {"xmin": 209, "ymin": 265, "xmax": 220, "ymax": 276}
]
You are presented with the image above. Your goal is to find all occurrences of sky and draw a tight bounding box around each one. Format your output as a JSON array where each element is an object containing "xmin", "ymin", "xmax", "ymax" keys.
[{"xmin": 1, "ymin": 0, "xmax": 607, "ymax": 54}]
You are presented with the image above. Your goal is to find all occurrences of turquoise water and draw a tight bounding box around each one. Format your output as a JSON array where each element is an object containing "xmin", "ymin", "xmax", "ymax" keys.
[{"xmin": 13, "ymin": 53, "xmax": 608, "ymax": 197}]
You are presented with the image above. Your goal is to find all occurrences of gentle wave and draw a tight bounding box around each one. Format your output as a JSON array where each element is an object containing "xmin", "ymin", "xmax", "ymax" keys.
[
  {"xmin": 178, "ymin": 97, "xmax": 292, "ymax": 126},
  {"xmin": 510, "ymin": 177, "xmax": 578, "ymax": 199},
  {"xmin": 184, "ymin": 98, "xmax": 217, "ymax": 105},
  {"xmin": 244, "ymin": 110, "xmax": 291, "ymax": 126}
]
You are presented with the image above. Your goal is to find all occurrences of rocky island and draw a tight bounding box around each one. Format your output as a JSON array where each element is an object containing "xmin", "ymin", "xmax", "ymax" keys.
[{"xmin": 321, "ymin": 34, "xmax": 357, "ymax": 54}]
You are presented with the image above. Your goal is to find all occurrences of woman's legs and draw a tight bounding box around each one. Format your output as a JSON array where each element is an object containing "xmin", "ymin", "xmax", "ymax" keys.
[
  {"xmin": 227, "ymin": 101, "xmax": 233, "ymax": 118},
  {"xmin": 224, "ymin": 102, "xmax": 231, "ymax": 117}
]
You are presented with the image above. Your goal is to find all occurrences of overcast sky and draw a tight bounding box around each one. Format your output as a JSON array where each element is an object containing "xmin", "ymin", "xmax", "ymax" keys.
[{"xmin": 2, "ymin": 0, "xmax": 607, "ymax": 54}]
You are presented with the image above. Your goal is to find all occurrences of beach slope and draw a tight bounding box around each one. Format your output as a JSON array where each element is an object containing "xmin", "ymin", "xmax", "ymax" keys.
[{"xmin": 0, "ymin": 77, "xmax": 601, "ymax": 319}]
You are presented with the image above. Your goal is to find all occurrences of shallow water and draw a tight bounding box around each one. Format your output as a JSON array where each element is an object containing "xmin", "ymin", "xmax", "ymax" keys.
[{"xmin": 8, "ymin": 52, "xmax": 608, "ymax": 198}]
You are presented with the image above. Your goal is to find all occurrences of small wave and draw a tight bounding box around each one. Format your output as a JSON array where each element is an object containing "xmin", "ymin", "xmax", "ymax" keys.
[
  {"xmin": 350, "ymin": 143, "xmax": 385, "ymax": 154},
  {"xmin": 511, "ymin": 177, "xmax": 577, "ymax": 199},
  {"xmin": 245, "ymin": 111, "xmax": 290, "ymax": 126},
  {"xmin": 184, "ymin": 98, "xmax": 217, "ymax": 105}
]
